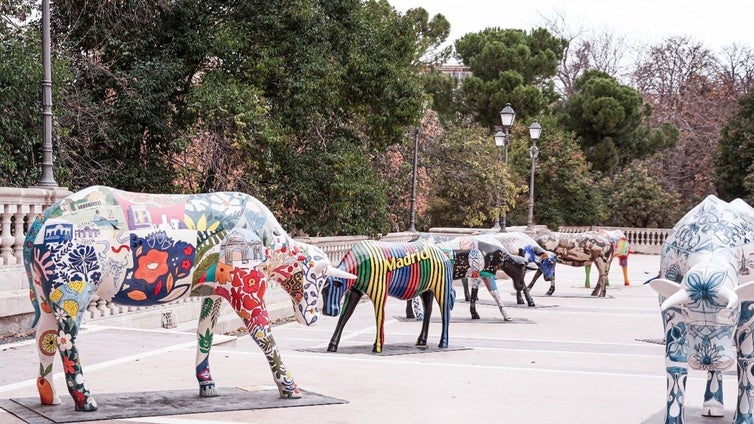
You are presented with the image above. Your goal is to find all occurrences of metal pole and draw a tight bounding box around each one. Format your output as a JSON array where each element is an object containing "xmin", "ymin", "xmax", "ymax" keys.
[
  {"xmin": 492, "ymin": 144, "xmax": 501, "ymax": 230},
  {"xmin": 407, "ymin": 128, "xmax": 419, "ymax": 232},
  {"xmin": 38, "ymin": 0, "xmax": 57, "ymax": 187},
  {"xmin": 500, "ymin": 128, "xmax": 509, "ymax": 232},
  {"xmin": 527, "ymin": 144, "xmax": 538, "ymax": 230}
]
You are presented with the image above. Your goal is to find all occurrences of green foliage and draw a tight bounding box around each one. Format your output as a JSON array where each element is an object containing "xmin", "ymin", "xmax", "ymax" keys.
[
  {"xmin": 423, "ymin": 123, "xmax": 517, "ymax": 228},
  {"xmin": 506, "ymin": 117, "xmax": 606, "ymax": 228},
  {"xmin": 599, "ymin": 162, "xmax": 682, "ymax": 227},
  {"xmin": 453, "ymin": 28, "xmax": 566, "ymax": 127},
  {"xmin": 716, "ymin": 90, "xmax": 754, "ymax": 203},
  {"xmin": 560, "ymin": 70, "xmax": 677, "ymax": 174}
]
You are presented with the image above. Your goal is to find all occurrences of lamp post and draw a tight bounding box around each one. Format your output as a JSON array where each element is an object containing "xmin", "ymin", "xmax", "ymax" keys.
[
  {"xmin": 407, "ymin": 127, "xmax": 419, "ymax": 232},
  {"xmin": 493, "ymin": 103, "xmax": 515, "ymax": 231},
  {"xmin": 38, "ymin": 0, "xmax": 57, "ymax": 187},
  {"xmin": 526, "ymin": 119, "xmax": 542, "ymax": 231}
]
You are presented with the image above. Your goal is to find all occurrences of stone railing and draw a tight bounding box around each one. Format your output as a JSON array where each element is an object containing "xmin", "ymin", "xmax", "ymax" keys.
[
  {"xmin": 558, "ymin": 226, "xmax": 670, "ymax": 255},
  {"xmin": 0, "ymin": 186, "xmax": 72, "ymax": 266}
]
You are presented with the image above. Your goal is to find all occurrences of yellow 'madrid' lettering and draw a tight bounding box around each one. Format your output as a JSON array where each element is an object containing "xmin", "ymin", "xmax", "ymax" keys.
[{"xmin": 384, "ymin": 247, "xmax": 432, "ymax": 271}]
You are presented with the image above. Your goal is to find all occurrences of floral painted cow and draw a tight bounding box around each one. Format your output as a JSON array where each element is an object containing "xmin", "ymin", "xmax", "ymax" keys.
[
  {"xmin": 322, "ymin": 240, "xmax": 455, "ymax": 353},
  {"xmin": 24, "ymin": 186, "xmax": 354, "ymax": 411},
  {"xmin": 649, "ymin": 195, "xmax": 754, "ymax": 424},
  {"xmin": 492, "ymin": 232, "xmax": 557, "ymax": 295},
  {"xmin": 532, "ymin": 231, "xmax": 614, "ymax": 297},
  {"xmin": 583, "ymin": 229, "xmax": 630, "ymax": 288}
]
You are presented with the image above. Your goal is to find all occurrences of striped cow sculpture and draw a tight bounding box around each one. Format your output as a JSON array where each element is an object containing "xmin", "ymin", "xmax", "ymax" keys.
[
  {"xmin": 649, "ymin": 196, "xmax": 754, "ymax": 423},
  {"xmin": 24, "ymin": 186, "xmax": 355, "ymax": 411},
  {"xmin": 322, "ymin": 240, "xmax": 455, "ymax": 353},
  {"xmin": 531, "ymin": 231, "xmax": 614, "ymax": 297}
]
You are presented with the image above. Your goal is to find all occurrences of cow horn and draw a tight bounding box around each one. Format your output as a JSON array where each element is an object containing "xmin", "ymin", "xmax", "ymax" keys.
[
  {"xmin": 327, "ymin": 266, "xmax": 357, "ymax": 280},
  {"xmin": 719, "ymin": 287, "xmax": 739, "ymax": 310},
  {"xmin": 660, "ymin": 289, "xmax": 690, "ymax": 311}
]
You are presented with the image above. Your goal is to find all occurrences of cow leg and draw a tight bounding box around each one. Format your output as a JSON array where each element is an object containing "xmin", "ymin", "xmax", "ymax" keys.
[
  {"xmin": 510, "ymin": 274, "xmax": 535, "ymax": 307},
  {"xmin": 591, "ymin": 261, "xmax": 608, "ymax": 297},
  {"xmin": 34, "ymin": 305, "xmax": 62, "ymax": 406},
  {"xmin": 469, "ymin": 287, "xmax": 480, "ymax": 319},
  {"xmin": 408, "ymin": 297, "xmax": 423, "ymax": 320},
  {"xmin": 489, "ymin": 289, "xmax": 512, "ymax": 321},
  {"xmin": 666, "ymin": 366, "xmax": 688, "ymax": 424},
  {"xmin": 584, "ymin": 264, "xmax": 591, "ymax": 288},
  {"xmin": 703, "ymin": 370, "xmax": 724, "ymax": 417},
  {"xmin": 371, "ymin": 291, "xmax": 390, "ymax": 353},
  {"xmin": 462, "ymin": 278, "xmax": 470, "ymax": 301},
  {"xmin": 246, "ymin": 320, "xmax": 301, "ymax": 399},
  {"xmin": 620, "ymin": 256, "xmax": 630, "ymax": 286},
  {"xmin": 416, "ymin": 290, "xmax": 434, "ymax": 347},
  {"xmin": 327, "ymin": 288, "xmax": 363, "ymax": 352},
  {"xmin": 196, "ymin": 296, "xmax": 223, "ymax": 397},
  {"xmin": 405, "ymin": 299, "xmax": 415, "ymax": 319},
  {"xmin": 52, "ymin": 301, "xmax": 98, "ymax": 411},
  {"xmin": 734, "ymin": 358, "xmax": 754, "ymax": 424},
  {"xmin": 527, "ymin": 269, "xmax": 542, "ymax": 291}
]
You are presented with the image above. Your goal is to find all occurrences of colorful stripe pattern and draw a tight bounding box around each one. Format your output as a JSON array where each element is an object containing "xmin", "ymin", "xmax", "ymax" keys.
[{"xmin": 324, "ymin": 240, "xmax": 454, "ymax": 353}]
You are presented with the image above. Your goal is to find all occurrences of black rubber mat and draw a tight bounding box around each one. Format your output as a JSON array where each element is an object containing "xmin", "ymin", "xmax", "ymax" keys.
[
  {"xmin": 0, "ymin": 387, "xmax": 347, "ymax": 423},
  {"xmin": 298, "ymin": 342, "xmax": 472, "ymax": 356},
  {"xmin": 641, "ymin": 406, "xmax": 734, "ymax": 423}
]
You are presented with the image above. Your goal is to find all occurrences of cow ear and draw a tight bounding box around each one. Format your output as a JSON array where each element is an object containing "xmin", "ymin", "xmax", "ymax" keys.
[
  {"xmin": 649, "ymin": 278, "xmax": 682, "ymax": 298},
  {"xmin": 735, "ymin": 281, "xmax": 754, "ymax": 302}
]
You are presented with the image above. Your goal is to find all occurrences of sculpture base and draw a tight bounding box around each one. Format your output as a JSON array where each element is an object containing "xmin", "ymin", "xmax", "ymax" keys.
[
  {"xmin": 641, "ymin": 406, "xmax": 734, "ymax": 423},
  {"xmin": 299, "ymin": 342, "xmax": 472, "ymax": 356},
  {"xmin": 0, "ymin": 387, "xmax": 346, "ymax": 424}
]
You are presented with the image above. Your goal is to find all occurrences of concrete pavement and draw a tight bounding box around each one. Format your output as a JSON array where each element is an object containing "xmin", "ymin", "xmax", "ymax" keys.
[{"xmin": 0, "ymin": 254, "xmax": 738, "ymax": 423}]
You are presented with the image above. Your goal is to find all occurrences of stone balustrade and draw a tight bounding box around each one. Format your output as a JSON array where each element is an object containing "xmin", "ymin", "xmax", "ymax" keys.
[{"xmin": 558, "ymin": 226, "xmax": 669, "ymax": 255}]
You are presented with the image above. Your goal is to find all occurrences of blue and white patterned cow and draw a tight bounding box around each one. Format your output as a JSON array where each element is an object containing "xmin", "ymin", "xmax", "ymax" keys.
[{"xmin": 649, "ymin": 195, "xmax": 754, "ymax": 423}]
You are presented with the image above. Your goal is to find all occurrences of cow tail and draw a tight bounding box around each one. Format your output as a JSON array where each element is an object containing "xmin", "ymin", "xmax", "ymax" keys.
[{"xmin": 23, "ymin": 212, "xmax": 47, "ymax": 329}]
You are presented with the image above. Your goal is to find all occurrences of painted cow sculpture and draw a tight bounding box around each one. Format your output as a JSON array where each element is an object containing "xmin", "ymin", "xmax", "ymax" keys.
[
  {"xmin": 531, "ymin": 231, "xmax": 614, "ymax": 297},
  {"xmin": 492, "ymin": 232, "xmax": 557, "ymax": 295},
  {"xmin": 24, "ymin": 186, "xmax": 354, "ymax": 411},
  {"xmin": 437, "ymin": 235, "xmax": 533, "ymax": 316},
  {"xmin": 322, "ymin": 240, "xmax": 455, "ymax": 353},
  {"xmin": 583, "ymin": 229, "xmax": 630, "ymax": 287},
  {"xmin": 649, "ymin": 195, "xmax": 754, "ymax": 424}
]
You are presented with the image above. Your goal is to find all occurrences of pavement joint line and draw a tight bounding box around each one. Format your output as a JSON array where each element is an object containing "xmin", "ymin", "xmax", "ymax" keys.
[
  {"xmin": 204, "ymin": 348, "xmax": 678, "ymax": 380},
  {"xmin": 0, "ymin": 340, "xmax": 198, "ymax": 394}
]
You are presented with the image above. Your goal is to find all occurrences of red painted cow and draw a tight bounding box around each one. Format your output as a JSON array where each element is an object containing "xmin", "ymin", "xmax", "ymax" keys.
[{"xmin": 24, "ymin": 186, "xmax": 354, "ymax": 411}]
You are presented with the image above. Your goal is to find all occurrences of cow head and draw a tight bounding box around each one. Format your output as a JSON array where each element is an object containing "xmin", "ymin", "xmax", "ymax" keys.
[
  {"xmin": 651, "ymin": 253, "xmax": 754, "ymax": 371},
  {"xmin": 520, "ymin": 245, "xmax": 556, "ymax": 281},
  {"xmin": 271, "ymin": 239, "xmax": 355, "ymax": 326},
  {"xmin": 322, "ymin": 273, "xmax": 348, "ymax": 317}
]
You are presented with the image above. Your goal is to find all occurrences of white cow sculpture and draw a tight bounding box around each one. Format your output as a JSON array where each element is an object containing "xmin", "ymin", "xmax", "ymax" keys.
[
  {"xmin": 650, "ymin": 195, "xmax": 754, "ymax": 424},
  {"xmin": 24, "ymin": 186, "xmax": 355, "ymax": 412}
]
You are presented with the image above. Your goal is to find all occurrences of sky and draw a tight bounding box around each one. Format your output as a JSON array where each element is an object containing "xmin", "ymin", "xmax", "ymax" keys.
[{"xmin": 388, "ymin": 0, "xmax": 753, "ymax": 54}]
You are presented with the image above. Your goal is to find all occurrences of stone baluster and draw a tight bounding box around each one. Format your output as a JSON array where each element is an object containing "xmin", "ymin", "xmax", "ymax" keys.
[
  {"xmin": 12, "ymin": 208, "xmax": 26, "ymax": 265},
  {"xmin": 0, "ymin": 204, "xmax": 16, "ymax": 265}
]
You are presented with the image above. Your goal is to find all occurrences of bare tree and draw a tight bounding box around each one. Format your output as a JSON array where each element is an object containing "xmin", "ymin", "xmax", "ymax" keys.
[
  {"xmin": 632, "ymin": 36, "xmax": 739, "ymax": 201},
  {"xmin": 715, "ymin": 43, "xmax": 754, "ymax": 96},
  {"xmin": 539, "ymin": 11, "xmax": 630, "ymax": 97}
]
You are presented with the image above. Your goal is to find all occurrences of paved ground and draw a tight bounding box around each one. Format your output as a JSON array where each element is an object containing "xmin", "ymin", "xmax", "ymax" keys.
[{"xmin": 0, "ymin": 254, "xmax": 740, "ymax": 423}]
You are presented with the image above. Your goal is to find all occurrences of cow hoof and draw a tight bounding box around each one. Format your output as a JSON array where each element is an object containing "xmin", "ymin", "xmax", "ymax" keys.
[
  {"xmin": 199, "ymin": 385, "xmax": 220, "ymax": 397},
  {"xmin": 527, "ymin": 302, "xmax": 536, "ymax": 307},
  {"xmin": 516, "ymin": 299, "xmax": 525, "ymax": 305},
  {"xmin": 74, "ymin": 398, "xmax": 98, "ymax": 412},
  {"xmin": 546, "ymin": 287, "xmax": 555, "ymax": 296},
  {"xmin": 327, "ymin": 344, "xmax": 338, "ymax": 352},
  {"xmin": 702, "ymin": 404, "xmax": 724, "ymax": 417},
  {"xmin": 471, "ymin": 312, "xmax": 480, "ymax": 319},
  {"xmin": 279, "ymin": 387, "xmax": 302, "ymax": 399}
]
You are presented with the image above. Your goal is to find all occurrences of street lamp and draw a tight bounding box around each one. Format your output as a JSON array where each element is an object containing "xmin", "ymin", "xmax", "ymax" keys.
[
  {"xmin": 38, "ymin": 0, "xmax": 57, "ymax": 187},
  {"xmin": 526, "ymin": 119, "xmax": 542, "ymax": 231},
  {"xmin": 493, "ymin": 103, "xmax": 515, "ymax": 231},
  {"xmin": 407, "ymin": 127, "xmax": 419, "ymax": 232}
]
